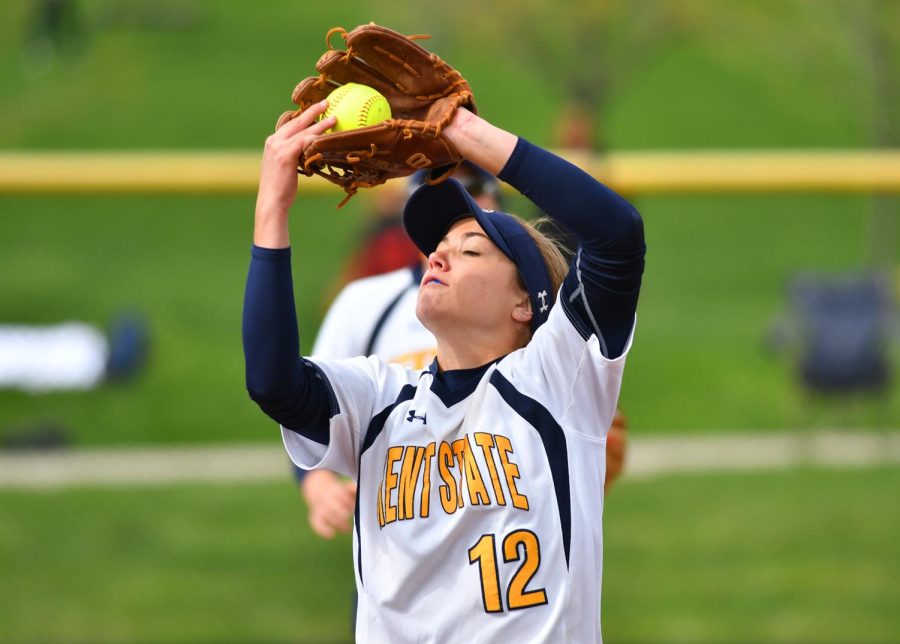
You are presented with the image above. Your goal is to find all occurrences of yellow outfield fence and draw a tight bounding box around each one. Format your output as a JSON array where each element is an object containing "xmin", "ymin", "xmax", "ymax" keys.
[{"xmin": 0, "ymin": 149, "xmax": 898, "ymax": 195}]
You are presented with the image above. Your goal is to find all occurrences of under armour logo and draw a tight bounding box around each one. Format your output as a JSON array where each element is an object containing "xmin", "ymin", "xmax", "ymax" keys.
[
  {"xmin": 406, "ymin": 410, "xmax": 427, "ymax": 424},
  {"xmin": 538, "ymin": 290, "xmax": 549, "ymax": 313}
]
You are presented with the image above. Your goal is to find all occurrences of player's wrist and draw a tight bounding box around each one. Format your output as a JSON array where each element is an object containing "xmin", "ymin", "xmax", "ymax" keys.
[
  {"xmin": 444, "ymin": 108, "xmax": 479, "ymax": 149},
  {"xmin": 254, "ymin": 198, "xmax": 291, "ymax": 222},
  {"xmin": 253, "ymin": 210, "xmax": 291, "ymax": 248},
  {"xmin": 444, "ymin": 111, "xmax": 517, "ymax": 176}
]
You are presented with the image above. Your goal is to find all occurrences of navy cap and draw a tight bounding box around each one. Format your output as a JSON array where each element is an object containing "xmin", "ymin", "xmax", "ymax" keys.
[{"xmin": 403, "ymin": 178, "xmax": 554, "ymax": 332}]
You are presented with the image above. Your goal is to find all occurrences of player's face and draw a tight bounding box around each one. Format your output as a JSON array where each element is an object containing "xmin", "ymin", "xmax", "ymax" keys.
[{"xmin": 417, "ymin": 218, "xmax": 529, "ymax": 340}]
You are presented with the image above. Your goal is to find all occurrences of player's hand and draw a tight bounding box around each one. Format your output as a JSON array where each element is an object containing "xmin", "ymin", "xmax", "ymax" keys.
[
  {"xmin": 254, "ymin": 101, "xmax": 336, "ymax": 247},
  {"xmin": 301, "ymin": 469, "xmax": 358, "ymax": 539},
  {"xmin": 604, "ymin": 408, "xmax": 627, "ymax": 493}
]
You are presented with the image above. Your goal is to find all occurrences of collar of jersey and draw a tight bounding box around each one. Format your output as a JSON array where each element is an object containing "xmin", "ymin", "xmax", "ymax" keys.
[{"xmin": 425, "ymin": 357, "xmax": 503, "ymax": 407}]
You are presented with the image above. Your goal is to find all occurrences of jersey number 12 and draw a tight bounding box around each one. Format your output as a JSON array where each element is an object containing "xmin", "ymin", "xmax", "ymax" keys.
[{"xmin": 467, "ymin": 529, "xmax": 549, "ymax": 613}]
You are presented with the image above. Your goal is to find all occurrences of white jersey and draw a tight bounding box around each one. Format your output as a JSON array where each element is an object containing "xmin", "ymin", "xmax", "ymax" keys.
[
  {"xmin": 312, "ymin": 265, "xmax": 436, "ymax": 369},
  {"xmin": 283, "ymin": 299, "xmax": 633, "ymax": 643}
]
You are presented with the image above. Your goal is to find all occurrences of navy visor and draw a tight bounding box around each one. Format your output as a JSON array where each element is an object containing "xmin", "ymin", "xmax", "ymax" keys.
[{"xmin": 403, "ymin": 178, "xmax": 554, "ymax": 332}]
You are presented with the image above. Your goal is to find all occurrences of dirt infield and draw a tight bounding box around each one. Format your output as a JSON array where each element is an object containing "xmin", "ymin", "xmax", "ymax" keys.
[{"xmin": 1, "ymin": 430, "xmax": 898, "ymax": 489}]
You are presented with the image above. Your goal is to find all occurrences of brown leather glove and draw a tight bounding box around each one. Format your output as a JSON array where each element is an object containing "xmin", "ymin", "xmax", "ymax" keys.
[{"xmin": 277, "ymin": 23, "xmax": 477, "ymax": 206}]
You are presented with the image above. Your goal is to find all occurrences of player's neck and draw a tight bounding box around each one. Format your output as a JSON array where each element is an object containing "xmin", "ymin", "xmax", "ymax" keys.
[{"xmin": 434, "ymin": 331, "xmax": 522, "ymax": 371}]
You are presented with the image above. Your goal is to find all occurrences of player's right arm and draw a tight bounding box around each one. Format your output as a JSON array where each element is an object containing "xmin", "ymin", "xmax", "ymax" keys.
[
  {"xmin": 244, "ymin": 102, "xmax": 336, "ymax": 437},
  {"xmin": 244, "ymin": 103, "xmax": 410, "ymax": 481}
]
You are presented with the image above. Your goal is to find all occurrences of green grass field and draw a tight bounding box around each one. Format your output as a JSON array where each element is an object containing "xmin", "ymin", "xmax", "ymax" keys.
[{"xmin": 1, "ymin": 467, "xmax": 897, "ymax": 642}]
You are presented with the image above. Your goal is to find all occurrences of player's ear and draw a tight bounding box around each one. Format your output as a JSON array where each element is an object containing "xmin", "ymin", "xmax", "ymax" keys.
[{"xmin": 512, "ymin": 295, "xmax": 533, "ymax": 324}]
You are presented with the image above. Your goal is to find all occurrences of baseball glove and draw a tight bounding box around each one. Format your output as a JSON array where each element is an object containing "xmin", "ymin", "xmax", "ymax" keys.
[{"xmin": 277, "ymin": 23, "xmax": 476, "ymax": 206}]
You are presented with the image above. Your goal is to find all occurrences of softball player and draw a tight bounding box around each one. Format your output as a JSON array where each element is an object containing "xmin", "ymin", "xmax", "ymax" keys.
[
  {"xmin": 302, "ymin": 166, "xmax": 627, "ymax": 539},
  {"xmin": 244, "ymin": 104, "xmax": 644, "ymax": 641}
]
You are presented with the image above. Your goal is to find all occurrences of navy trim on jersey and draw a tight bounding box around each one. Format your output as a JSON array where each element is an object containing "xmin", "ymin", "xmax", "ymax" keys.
[
  {"xmin": 489, "ymin": 370, "xmax": 572, "ymax": 567},
  {"xmin": 560, "ymin": 268, "xmax": 594, "ymax": 342},
  {"xmin": 360, "ymin": 384, "xmax": 418, "ymax": 456},
  {"xmin": 356, "ymin": 383, "xmax": 417, "ymax": 587},
  {"xmin": 427, "ymin": 358, "xmax": 502, "ymax": 407}
]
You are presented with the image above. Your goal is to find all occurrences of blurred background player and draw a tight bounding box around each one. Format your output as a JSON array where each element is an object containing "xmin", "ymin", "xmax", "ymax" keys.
[{"xmin": 297, "ymin": 162, "xmax": 628, "ymax": 541}]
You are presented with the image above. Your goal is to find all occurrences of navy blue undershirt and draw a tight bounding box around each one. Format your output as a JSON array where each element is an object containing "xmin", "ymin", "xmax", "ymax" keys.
[{"xmin": 243, "ymin": 138, "xmax": 645, "ymax": 438}]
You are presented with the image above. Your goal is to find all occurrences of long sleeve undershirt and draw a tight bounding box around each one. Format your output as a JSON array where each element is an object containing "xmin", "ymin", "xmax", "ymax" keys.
[
  {"xmin": 243, "ymin": 138, "xmax": 645, "ymax": 438},
  {"xmin": 500, "ymin": 139, "xmax": 645, "ymax": 358}
]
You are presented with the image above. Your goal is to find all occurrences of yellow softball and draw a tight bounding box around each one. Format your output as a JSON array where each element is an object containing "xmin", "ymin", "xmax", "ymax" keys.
[{"xmin": 321, "ymin": 83, "xmax": 392, "ymax": 132}]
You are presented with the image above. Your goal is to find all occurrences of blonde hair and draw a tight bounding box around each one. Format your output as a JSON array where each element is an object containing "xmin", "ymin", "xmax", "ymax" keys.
[
  {"xmin": 503, "ymin": 214, "xmax": 570, "ymax": 345},
  {"xmin": 506, "ymin": 213, "xmax": 570, "ymax": 298}
]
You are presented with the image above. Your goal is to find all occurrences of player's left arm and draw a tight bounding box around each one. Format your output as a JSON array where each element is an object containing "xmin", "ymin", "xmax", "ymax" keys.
[
  {"xmin": 501, "ymin": 142, "xmax": 645, "ymax": 359},
  {"xmin": 445, "ymin": 109, "xmax": 645, "ymax": 360}
]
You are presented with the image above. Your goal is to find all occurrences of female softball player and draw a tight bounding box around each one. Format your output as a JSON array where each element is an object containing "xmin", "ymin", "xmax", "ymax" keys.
[{"xmin": 243, "ymin": 103, "xmax": 645, "ymax": 642}]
